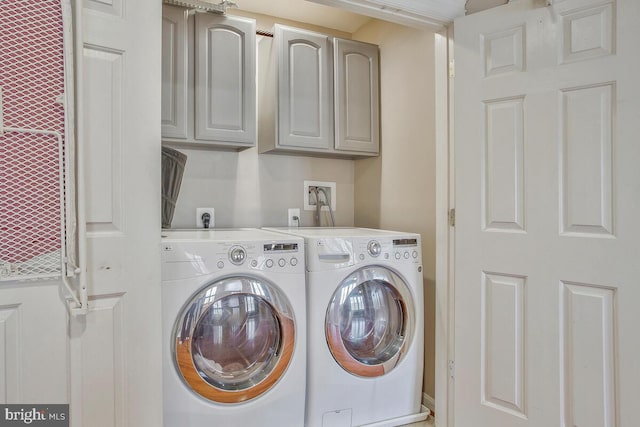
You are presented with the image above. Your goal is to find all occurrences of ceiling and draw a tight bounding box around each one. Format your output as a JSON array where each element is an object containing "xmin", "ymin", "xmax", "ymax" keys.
[{"xmin": 232, "ymin": 0, "xmax": 508, "ymax": 33}]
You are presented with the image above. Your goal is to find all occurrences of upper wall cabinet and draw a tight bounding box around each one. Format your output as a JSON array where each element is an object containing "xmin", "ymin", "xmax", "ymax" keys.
[
  {"xmin": 161, "ymin": 6, "xmax": 189, "ymax": 139},
  {"xmin": 258, "ymin": 24, "xmax": 380, "ymax": 158},
  {"xmin": 334, "ymin": 38, "xmax": 379, "ymax": 154},
  {"xmin": 161, "ymin": 6, "xmax": 256, "ymax": 149}
]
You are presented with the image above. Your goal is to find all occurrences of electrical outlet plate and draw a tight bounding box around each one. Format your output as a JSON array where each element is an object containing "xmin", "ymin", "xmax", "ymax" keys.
[
  {"xmin": 196, "ymin": 207, "xmax": 215, "ymax": 228},
  {"xmin": 304, "ymin": 180, "xmax": 336, "ymax": 211},
  {"xmin": 288, "ymin": 208, "xmax": 301, "ymax": 227}
]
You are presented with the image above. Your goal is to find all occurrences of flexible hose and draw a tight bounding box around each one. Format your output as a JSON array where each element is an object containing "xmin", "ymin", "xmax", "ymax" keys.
[
  {"xmin": 317, "ymin": 187, "xmax": 335, "ymax": 227},
  {"xmin": 311, "ymin": 187, "xmax": 321, "ymax": 226}
]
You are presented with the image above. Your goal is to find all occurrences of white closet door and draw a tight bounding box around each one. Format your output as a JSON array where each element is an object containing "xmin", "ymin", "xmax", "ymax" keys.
[
  {"xmin": 276, "ymin": 25, "xmax": 333, "ymax": 150},
  {"xmin": 454, "ymin": 0, "xmax": 640, "ymax": 426},
  {"xmin": 195, "ymin": 13, "xmax": 256, "ymax": 146},
  {"xmin": 73, "ymin": 0, "xmax": 162, "ymax": 425}
]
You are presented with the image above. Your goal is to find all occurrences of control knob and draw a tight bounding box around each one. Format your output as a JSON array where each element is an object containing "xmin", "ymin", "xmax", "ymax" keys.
[
  {"xmin": 229, "ymin": 246, "xmax": 247, "ymax": 265},
  {"xmin": 367, "ymin": 240, "xmax": 382, "ymax": 257}
]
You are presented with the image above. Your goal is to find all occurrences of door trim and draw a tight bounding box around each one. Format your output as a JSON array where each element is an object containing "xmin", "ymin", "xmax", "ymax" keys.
[{"xmin": 435, "ymin": 25, "xmax": 454, "ymax": 427}]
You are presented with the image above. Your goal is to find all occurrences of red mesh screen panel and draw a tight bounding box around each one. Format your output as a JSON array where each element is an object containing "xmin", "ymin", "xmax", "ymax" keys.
[{"xmin": 0, "ymin": 0, "xmax": 66, "ymax": 279}]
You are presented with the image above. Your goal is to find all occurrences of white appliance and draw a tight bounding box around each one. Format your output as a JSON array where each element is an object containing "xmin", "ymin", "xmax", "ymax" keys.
[
  {"xmin": 265, "ymin": 227, "xmax": 428, "ymax": 427},
  {"xmin": 161, "ymin": 229, "xmax": 306, "ymax": 427}
]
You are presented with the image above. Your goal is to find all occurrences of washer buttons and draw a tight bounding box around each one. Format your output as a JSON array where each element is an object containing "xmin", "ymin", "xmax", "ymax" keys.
[
  {"xmin": 250, "ymin": 259, "xmax": 258, "ymax": 268},
  {"xmin": 265, "ymin": 259, "xmax": 274, "ymax": 268},
  {"xmin": 404, "ymin": 251, "xmax": 410, "ymax": 259},
  {"xmin": 359, "ymin": 254, "xmax": 365, "ymax": 260},
  {"xmin": 395, "ymin": 252, "xmax": 401, "ymax": 260},
  {"xmin": 217, "ymin": 261, "xmax": 224, "ymax": 269},
  {"xmin": 278, "ymin": 258, "xmax": 286, "ymax": 267},
  {"xmin": 412, "ymin": 251, "xmax": 418, "ymax": 259},
  {"xmin": 290, "ymin": 257, "xmax": 298, "ymax": 266}
]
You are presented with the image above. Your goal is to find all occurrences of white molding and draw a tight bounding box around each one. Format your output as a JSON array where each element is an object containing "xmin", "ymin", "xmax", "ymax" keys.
[
  {"xmin": 423, "ymin": 392, "xmax": 436, "ymax": 413},
  {"xmin": 435, "ymin": 25, "xmax": 454, "ymax": 427},
  {"xmin": 305, "ymin": 0, "xmax": 452, "ymax": 30}
]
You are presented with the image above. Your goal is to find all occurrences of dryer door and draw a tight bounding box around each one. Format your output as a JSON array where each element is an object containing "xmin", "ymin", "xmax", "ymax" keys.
[
  {"xmin": 173, "ymin": 276, "xmax": 295, "ymax": 403},
  {"xmin": 325, "ymin": 266, "xmax": 415, "ymax": 377}
]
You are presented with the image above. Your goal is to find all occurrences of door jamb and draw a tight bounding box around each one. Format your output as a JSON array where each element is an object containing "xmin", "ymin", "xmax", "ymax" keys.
[{"xmin": 434, "ymin": 24, "xmax": 455, "ymax": 427}]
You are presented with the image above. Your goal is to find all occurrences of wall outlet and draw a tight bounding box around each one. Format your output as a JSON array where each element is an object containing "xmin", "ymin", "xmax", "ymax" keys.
[
  {"xmin": 196, "ymin": 207, "xmax": 215, "ymax": 228},
  {"xmin": 288, "ymin": 208, "xmax": 301, "ymax": 227},
  {"xmin": 304, "ymin": 180, "xmax": 336, "ymax": 211}
]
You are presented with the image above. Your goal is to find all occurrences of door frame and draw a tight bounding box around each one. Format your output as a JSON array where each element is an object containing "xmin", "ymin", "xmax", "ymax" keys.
[{"xmin": 434, "ymin": 24, "xmax": 455, "ymax": 427}]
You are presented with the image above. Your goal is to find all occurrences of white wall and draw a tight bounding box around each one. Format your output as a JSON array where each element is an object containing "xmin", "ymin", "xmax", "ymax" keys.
[
  {"xmin": 169, "ymin": 147, "xmax": 355, "ymax": 228},
  {"xmin": 353, "ymin": 20, "xmax": 437, "ymax": 398}
]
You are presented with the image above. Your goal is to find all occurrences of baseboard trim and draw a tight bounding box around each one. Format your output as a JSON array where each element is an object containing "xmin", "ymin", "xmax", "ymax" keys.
[{"xmin": 422, "ymin": 392, "xmax": 435, "ymax": 413}]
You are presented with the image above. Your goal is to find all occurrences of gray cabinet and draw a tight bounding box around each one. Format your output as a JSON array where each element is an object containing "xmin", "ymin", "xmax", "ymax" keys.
[
  {"xmin": 334, "ymin": 38, "xmax": 379, "ymax": 154},
  {"xmin": 161, "ymin": 6, "xmax": 256, "ymax": 149},
  {"xmin": 161, "ymin": 6, "xmax": 189, "ymax": 139},
  {"xmin": 259, "ymin": 24, "xmax": 379, "ymax": 158}
]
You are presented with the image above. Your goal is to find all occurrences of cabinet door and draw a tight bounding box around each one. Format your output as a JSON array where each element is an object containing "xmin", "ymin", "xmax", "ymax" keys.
[
  {"xmin": 161, "ymin": 5, "xmax": 189, "ymax": 139},
  {"xmin": 195, "ymin": 14, "xmax": 256, "ymax": 145},
  {"xmin": 276, "ymin": 25, "xmax": 333, "ymax": 150},
  {"xmin": 334, "ymin": 38, "xmax": 379, "ymax": 153}
]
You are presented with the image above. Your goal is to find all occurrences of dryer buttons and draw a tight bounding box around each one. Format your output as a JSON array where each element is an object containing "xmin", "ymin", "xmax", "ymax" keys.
[
  {"xmin": 290, "ymin": 257, "xmax": 298, "ymax": 266},
  {"xmin": 265, "ymin": 259, "xmax": 274, "ymax": 268},
  {"xmin": 278, "ymin": 258, "xmax": 286, "ymax": 267},
  {"xmin": 229, "ymin": 246, "xmax": 247, "ymax": 265}
]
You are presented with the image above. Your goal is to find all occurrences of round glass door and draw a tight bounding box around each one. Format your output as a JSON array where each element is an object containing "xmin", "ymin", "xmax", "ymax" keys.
[
  {"xmin": 325, "ymin": 266, "xmax": 414, "ymax": 377},
  {"xmin": 173, "ymin": 276, "xmax": 295, "ymax": 403}
]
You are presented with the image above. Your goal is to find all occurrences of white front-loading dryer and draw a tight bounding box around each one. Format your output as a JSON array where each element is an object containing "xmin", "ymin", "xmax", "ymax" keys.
[
  {"xmin": 161, "ymin": 229, "xmax": 306, "ymax": 427},
  {"xmin": 265, "ymin": 227, "xmax": 428, "ymax": 427}
]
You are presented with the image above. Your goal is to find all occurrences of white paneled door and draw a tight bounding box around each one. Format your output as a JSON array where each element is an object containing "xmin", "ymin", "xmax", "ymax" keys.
[
  {"xmin": 71, "ymin": 0, "xmax": 162, "ymax": 426},
  {"xmin": 454, "ymin": 0, "xmax": 639, "ymax": 426}
]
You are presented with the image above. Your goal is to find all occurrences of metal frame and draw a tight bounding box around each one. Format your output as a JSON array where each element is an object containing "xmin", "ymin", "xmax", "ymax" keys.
[{"xmin": 0, "ymin": 0, "xmax": 87, "ymax": 314}]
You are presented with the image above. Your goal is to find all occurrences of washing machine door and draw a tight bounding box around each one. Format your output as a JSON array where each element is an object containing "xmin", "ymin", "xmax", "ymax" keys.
[
  {"xmin": 173, "ymin": 276, "xmax": 295, "ymax": 403},
  {"xmin": 325, "ymin": 266, "xmax": 415, "ymax": 377}
]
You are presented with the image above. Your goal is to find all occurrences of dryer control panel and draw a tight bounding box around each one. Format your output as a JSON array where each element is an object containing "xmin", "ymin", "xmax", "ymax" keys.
[{"xmin": 161, "ymin": 238, "xmax": 304, "ymax": 280}]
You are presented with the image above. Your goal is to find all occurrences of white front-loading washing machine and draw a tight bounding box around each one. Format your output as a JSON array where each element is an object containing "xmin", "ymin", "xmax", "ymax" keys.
[
  {"xmin": 264, "ymin": 227, "xmax": 428, "ymax": 427},
  {"xmin": 161, "ymin": 229, "xmax": 306, "ymax": 427}
]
